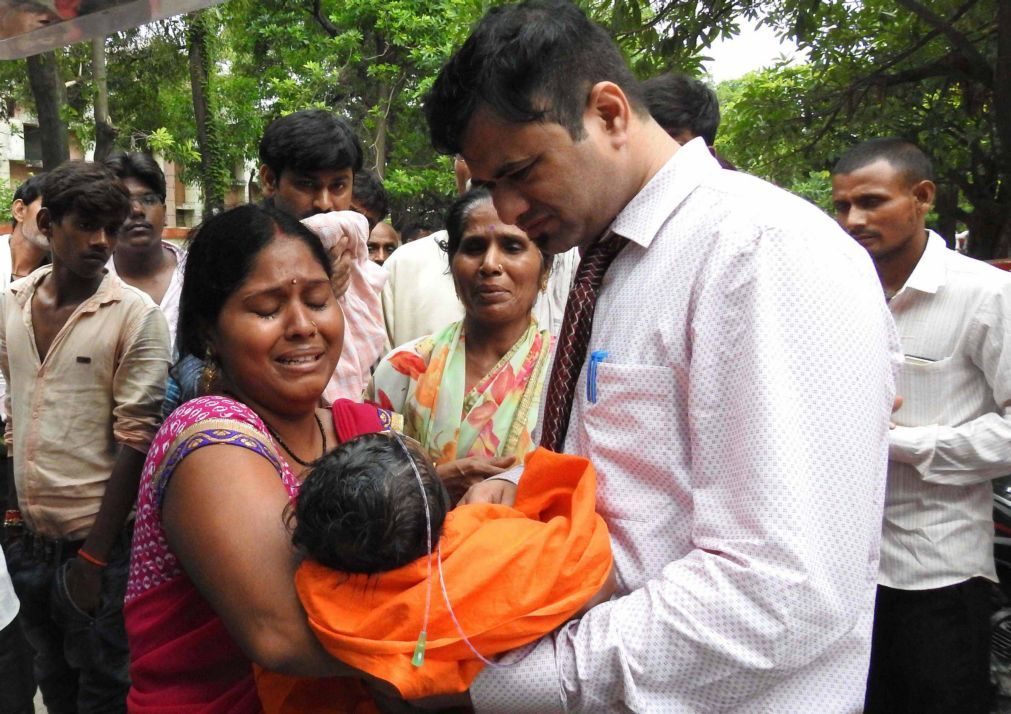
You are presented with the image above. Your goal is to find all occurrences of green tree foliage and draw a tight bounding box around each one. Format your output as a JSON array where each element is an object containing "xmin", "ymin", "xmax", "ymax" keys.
[
  {"xmin": 2, "ymin": 0, "xmax": 1003, "ymax": 256},
  {"xmin": 588, "ymin": 0, "xmax": 762, "ymax": 76},
  {"xmin": 214, "ymin": 0, "xmax": 489, "ymax": 225},
  {"xmin": 718, "ymin": 0, "xmax": 1010, "ymax": 258}
]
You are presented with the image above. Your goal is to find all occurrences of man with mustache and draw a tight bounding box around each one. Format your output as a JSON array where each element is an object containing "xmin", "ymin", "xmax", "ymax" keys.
[
  {"xmin": 0, "ymin": 160, "xmax": 170, "ymax": 712},
  {"xmin": 832, "ymin": 137, "xmax": 1011, "ymax": 714},
  {"xmin": 105, "ymin": 152, "xmax": 183, "ymax": 356}
]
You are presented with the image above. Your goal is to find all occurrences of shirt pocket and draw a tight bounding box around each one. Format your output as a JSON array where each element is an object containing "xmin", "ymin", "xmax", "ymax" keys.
[
  {"xmin": 896, "ymin": 355, "xmax": 956, "ymax": 426},
  {"xmin": 582, "ymin": 362, "xmax": 686, "ymax": 523}
]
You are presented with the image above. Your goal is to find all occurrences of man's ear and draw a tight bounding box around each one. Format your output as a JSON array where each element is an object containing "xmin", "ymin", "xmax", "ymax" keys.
[
  {"xmin": 36, "ymin": 207, "xmax": 52, "ymax": 238},
  {"xmin": 10, "ymin": 199, "xmax": 26, "ymax": 225},
  {"xmin": 912, "ymin": 179, "xmax": 936, "ymax": 215},
  {"xmin": 259, "ymin": 164, "xmax": 278, "ymax": 197},
  {"xmin": 586, "ymin": 81, "xmax": 632, "ymax": 149}
]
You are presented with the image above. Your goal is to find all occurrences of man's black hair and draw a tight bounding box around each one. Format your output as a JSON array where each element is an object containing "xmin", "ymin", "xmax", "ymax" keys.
[
  {"xmin": 424, "ymin": 0, "xmax": 646, "ymax": 155},
  {"xmin": 352, "ymin": 170, "xmax": 390, "ymax": 223},
  {"xmin": 399, "ymin": 221, "xmax": 433, "ymax": 243},
  {"xmin": 290, "ymin": 433, "xmax": 450, "ymax": 574},
  {"xmin": 41, "ymin": 161, "xmax": 130, "ymax": 226},
  {"xmin": 642, "ymin": 72, "xmax": 721, "ymax": 145},
  {"xmin": 833, "ymin": 137, "xmax": 934, "ymax": 184},
  {"xmin": 258, "ymin": 109, "xmax": 364, "ymax": 179},
  {"xmin": 176, "ymin": 204, "xmax": 332, "ymax": 363},
  {"xmin": 104, "ymin": 151, "xmax": 167, "ymax": 202},
  {"xmin": 10, "ymin": 172, "xmax": 46, "ymax": 229}
]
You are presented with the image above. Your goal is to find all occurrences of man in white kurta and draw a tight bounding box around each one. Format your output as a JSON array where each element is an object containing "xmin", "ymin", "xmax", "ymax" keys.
[
  {"xmin": 833, "ymin": 137, "xmax": 1011, "ymax": 713},
  {"xmin": 424, "ymin": 2, "xmax": 900, "ymax": 710}
]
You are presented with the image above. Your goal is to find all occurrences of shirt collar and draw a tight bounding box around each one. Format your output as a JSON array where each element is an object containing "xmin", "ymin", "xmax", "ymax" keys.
[
  {"xmin": 610, "ymin": 137, "xmax": 721, "ymax": 248},
  {"xmin": 11, "ymin": 265, "xmax": 123, "ymax": 312},
  {"xmin": 900, "ymin": 230, "xmax": 948, "ymax": 296}
]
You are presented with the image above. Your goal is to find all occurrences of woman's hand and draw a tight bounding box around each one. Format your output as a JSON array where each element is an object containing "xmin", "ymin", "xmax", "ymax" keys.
[{"xmin": 436, "ymin": 456, "xmax": 515, "ymax": 503}]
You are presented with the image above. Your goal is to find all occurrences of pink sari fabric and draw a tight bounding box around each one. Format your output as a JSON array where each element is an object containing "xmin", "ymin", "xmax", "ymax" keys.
[
  {"xmin": 125, "ymin": 396, "xmax": 300, "ymax": 714},
  {"xmin": 124, "ymin": 397, "xmax": 391, "ymax": 713}
]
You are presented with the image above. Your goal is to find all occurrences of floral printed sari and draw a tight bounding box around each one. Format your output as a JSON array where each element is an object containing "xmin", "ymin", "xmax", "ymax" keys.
[{"xmin": 368, "ymin": 319, "xmax": 551, "ymax": 464}]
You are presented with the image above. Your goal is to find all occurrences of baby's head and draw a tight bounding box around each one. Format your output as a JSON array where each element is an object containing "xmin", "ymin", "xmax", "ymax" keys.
[{"xmin": 290, "ymin": 433, "xmax": 451, "ymax": 574}]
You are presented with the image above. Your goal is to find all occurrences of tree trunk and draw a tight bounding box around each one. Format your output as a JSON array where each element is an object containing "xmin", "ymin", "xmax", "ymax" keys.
[
  {"xmin": 373, "ymin": 81, "xmax": 389, "ymax": 180},
  {"xmin": 92, "ymin": 37, "xmax": 117, "ymax": 161},
  {"xmin": 370, "ymin": 30, "xmax": 389, "ymax": 179},
  {"xmin": 25, "ymin": 51, "xmax": 69, "ymax": 170},
  {"xmin": 186, "ymin": 11, "xmax": 224, "ymax": 214}
]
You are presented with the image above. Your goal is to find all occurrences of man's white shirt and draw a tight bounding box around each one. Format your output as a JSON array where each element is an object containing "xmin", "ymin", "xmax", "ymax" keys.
[
  {"xmin": 471, "ymin": 139, "xmax": 901, "ymax": 712},
  {"xmin": 882, "ymin": 230, "xmax": 1011, "ymax": 589}
]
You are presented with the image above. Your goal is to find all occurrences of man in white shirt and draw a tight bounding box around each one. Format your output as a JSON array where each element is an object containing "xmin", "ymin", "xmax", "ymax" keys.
[
  {"xmin": 832, "ymin": 137, "xmax": 1011, "ymax": 714},
  {"xmin": 422, "ymin": 1, "xmax": 899, "ymax": 711}
]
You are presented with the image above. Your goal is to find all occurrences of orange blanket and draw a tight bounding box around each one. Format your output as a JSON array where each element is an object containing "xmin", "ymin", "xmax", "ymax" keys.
[{"xmin": 257, "ymin": 447, "xmax": 612, "ymax": 711}]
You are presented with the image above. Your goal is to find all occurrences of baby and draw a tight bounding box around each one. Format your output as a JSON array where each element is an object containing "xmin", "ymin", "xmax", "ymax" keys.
[
  {"xmin": 258, "ymin": 433, "xmax": 614, "ymax": 712},
  {"xmin": 289, "ymin": 432, "xmax": 449, "ymax": 575}
]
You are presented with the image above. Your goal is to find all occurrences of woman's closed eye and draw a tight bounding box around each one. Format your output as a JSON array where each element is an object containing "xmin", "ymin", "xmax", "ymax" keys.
[{"xmin": 303, "ymin": 284, "xmax": 333, "ymax": 310}]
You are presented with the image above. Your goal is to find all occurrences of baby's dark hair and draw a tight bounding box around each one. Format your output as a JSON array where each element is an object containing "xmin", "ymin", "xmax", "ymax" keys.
[{"xmin": 290, "ymin": 433, "xmax": 450, "ymax": 574}]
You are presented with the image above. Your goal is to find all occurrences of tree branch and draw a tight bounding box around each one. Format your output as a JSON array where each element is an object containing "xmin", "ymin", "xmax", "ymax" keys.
[
  {"xmin": 894, "ymin": 0, "xmax": 991, "ymax": 82},
  {"xmin": 309, "ymin": 0, "xmax": 339, "ymax": 38}
]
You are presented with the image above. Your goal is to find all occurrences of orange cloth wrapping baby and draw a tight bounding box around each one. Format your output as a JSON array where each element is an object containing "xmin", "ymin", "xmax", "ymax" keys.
[{"xmin": 256, "ymin": 447, "xmax": 612, "ymax": 710}]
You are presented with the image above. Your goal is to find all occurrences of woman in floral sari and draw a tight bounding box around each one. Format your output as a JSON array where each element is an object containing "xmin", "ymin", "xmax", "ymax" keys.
[{"xmin": 368, "ymin": 187, "xmax": 556, "ymax": 498}]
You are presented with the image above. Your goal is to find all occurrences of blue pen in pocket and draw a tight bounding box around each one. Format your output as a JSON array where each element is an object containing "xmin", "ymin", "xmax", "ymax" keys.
[{"xmin": 587, "ymin": 350, "xmax": 608, "ymax": 403}]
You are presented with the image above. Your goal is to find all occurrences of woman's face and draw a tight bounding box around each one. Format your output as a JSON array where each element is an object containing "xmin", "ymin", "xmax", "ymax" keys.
[
  {"xmin": 211, "ymin": 234, "xmax": 343, "ymax": 418},
  {"xmin": 451, "ymin": 201, "xmax": 545, "ymax": 330}
]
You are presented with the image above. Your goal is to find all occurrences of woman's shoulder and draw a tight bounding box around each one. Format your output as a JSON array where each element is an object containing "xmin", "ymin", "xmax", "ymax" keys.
[
  {"xmin": 384, "ymin": 333, "xmax": 437, "ymax": 363},
  {"xmin": 379, "ymin": 322, "xmax": 462, "ymax": 372},
  {"xmin": 145, "ymin": 394, "xmax": 288, "ymax": 509},
  {"xmin": 163, "ymin": 394, "xmax": 265, "ymax": 432}
]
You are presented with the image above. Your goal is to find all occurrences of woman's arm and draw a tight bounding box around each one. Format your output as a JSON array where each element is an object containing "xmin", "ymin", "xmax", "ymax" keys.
[{"xmin": 162, "ymin": 443, "xmax": 351, "ymax": 677}]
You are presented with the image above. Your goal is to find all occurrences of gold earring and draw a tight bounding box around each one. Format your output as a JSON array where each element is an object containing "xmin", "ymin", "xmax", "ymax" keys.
[{"xmin": 199, "ymin": 349, "xmax": 220, "ymax": 395}]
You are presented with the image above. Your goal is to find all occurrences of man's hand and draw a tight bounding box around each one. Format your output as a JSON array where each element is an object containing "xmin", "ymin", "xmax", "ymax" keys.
[
  {"xmin": 459, "ymin": 478, "xmax": 518, "ymax": 507},
  {"xmin": 328, "ymin": 234, "xmax": 354, "ymax": 298},
  {"xmin": 64, "ymin": 557, "xmax": 103, "ymax": 614},
  {"xmin": 436, "ymin": 456, "xmax": 515, "ymax": 503},
  {"xmin": 890, "ymin": 394, "xmax": 904, "ymax": 429}
]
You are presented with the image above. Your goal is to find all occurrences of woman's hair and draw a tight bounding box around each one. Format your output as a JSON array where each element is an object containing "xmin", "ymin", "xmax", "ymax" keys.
[
  {"xmin": 176, "ymin": 203, "xmax": 333, "ymax": 362},
  {"xmin": 443, "ymin": 186, "xmax": 553, "ymax": 275},
  {"xmin": 290, "ymin": 433, "xmax": 451, "ymax": 574}
]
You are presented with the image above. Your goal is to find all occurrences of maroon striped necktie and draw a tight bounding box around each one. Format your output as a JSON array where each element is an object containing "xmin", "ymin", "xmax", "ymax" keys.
[{"xmin": 540, "ymin": 232, "xmax": 628, "ymax": 452}]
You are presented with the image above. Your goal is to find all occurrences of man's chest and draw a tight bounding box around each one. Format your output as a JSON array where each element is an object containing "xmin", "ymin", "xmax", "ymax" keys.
[{"xmin": 30, "ymin": 295, "xmax": 77, "ymax": 363}]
